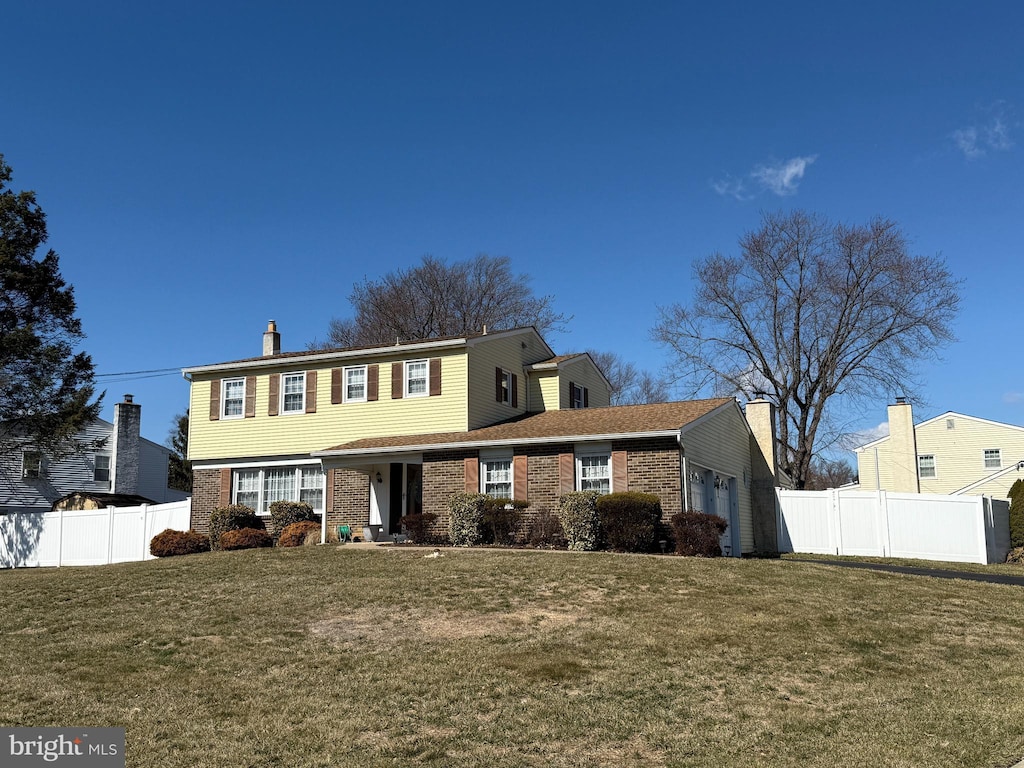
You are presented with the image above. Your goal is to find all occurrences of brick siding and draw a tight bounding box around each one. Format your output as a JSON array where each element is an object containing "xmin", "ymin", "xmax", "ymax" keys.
[{"xmin": 190, "ymin": 468, "xmax": 222, "ymax": 536}]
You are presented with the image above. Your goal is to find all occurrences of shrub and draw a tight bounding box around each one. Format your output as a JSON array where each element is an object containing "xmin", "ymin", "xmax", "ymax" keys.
[
  {"xmin": 557, "ymin": 491, "xmax": 601, "ymax": 551},
  {"xmin": 1011, "ymin": 487, "xmax": 1024, "ymax": 549},
  {"xmin": 149, "ymin": 529, "xmax": 210, "ymax": 558},
  {"xmin": 1006, "ymin": 547, "xmax": 1024, "ymax": 564},
  {"xmin": 269, "ymin": 500, "xmax": 319, "ymax": 537},
  {"xmin": 449, "ymin": 492, "xmax": 487, "ymax": 546},
  {"xmin": 401, "ymin": 512, "xmax": 439, "ymax": 544},
  {"xmin": 278, "ymin": 520, "xmax": 321, "ymax": 547},
  {"xmin": 220, "ymin": 527, "xmax": 274, "ymax": 551},
  {"xmin": 526, "ymin": 507, "xmax": 566, "ymax": 549},
  {"xmin": 670, "ymin": 511, "xmax": 728, "ymax": 557},
  {"xmin": 596, "ymin": 492, "xmax": 662, "ymax": 552},
  {"xmin": 482, "ymin": 498, "xmax": 528, "ymax": 546},
  {"xmin": 208, "ymin": 505, "xmax": 264, "ymax": 551}
]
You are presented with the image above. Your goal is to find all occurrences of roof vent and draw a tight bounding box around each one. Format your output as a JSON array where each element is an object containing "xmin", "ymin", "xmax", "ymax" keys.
[{"xmin": 895, "ymin": 396, "xmax": 907, "ymax": 405}]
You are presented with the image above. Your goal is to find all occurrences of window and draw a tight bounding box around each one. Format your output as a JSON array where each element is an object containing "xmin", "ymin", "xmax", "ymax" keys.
[
  {"xmin": 577, "ymin": 454, "xmax": 611, "ymax": 494},
  {"xmin": 406, "ymin": 360, "xmax": 428, "ymax": 397},
  {"xmin": 918, "ymin": 455, "xmax": 936, "ymax": 479},
  {"xmin": 481, "ymin": 457, "xmax": 512, "ymax": 498},
  {"xmin": 344, "ymin": 366, "xmax": 367, "ymax": 402},
  {"xmin": 984, "ymin": 449, "xmax": 1002, "ymax": 469},
  {"xmin": 22, "ymin": 451, "xmax": 42, "ymax": 479},
  {"xmin": 222, "ymin": 378, "xmax": 245, "ymax": 418},
  {"xmin": 570, "ymin": 382, "xmax": 588, "ymax": 409},
  {"xmin": 282, "ymin": 372, "xmax": 305, "ymax": 413},
  {"xmin": 499, "ymin": 370, "xmax": 512, "ymax": 404},
  {"xmin": 232, "ymin": 465, "xmax": 325, "ymax": 515},
  {"xmin": 94, "ymin": 454, "xmax": 111, "ymax": 483}
]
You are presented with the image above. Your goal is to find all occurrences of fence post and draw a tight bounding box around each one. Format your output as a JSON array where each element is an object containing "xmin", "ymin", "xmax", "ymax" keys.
[
  {"xmin": 975, "ymin": 497, "xmax": 990, "ymax": 565},
  {"xmin": 140, "ymin": 504, "xmax": 150, "ymax": 561},
  {"xmin": 877, "ymin": 490, "xmax": 891, "ymax": 557},
  {"xmin": 57, "ymin": 507, "xmax": 64, "ymax": 568},
  {"xmin": 107, "ymin": 505, "xmax": 116, "ymax": 565}
]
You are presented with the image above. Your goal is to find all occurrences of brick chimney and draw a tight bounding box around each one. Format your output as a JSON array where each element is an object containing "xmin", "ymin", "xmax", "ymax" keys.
[
  {"xmin": 263, "ymin": 320, "xmax": 281, "ymax": 356},
  {"xmin": 745, "ymin": 393, "xmax": 779, "ymax": 556},
  {"xmin": 111, "ymin": 394, "xmax": 141, "ymax": 495},
  {"xmin": 746, "ymin": 393, "xmax": 778, "ymax": 480},
  {"xmin": 887, "ymin": 396, "xmax": 919, "ymax": 493}
]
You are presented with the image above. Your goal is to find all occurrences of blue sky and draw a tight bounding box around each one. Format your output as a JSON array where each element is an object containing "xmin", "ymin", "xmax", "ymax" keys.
[{"xmin": 3, "ymin": 1, "xmax": 1022, "ymax": 456}]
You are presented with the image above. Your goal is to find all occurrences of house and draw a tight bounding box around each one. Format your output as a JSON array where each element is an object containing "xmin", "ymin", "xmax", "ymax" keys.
[
  {"xmin": 0, "ymin": 395, "xmax": 189, "ymax": 514},
  {"xmin": 183, "ymin": 322, "xmax": 781, "ymax": 555},
  {"xmin": 853, "ymin": 398, "xmax": 1024, "ymax": 499}
]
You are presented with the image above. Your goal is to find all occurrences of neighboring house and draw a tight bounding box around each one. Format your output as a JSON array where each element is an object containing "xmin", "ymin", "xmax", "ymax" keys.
[
  {"xmin": 853, "ymin": 398, "xmax": 1024, "ymax": 499},
  {"xmin": 0, "ymin": 395, "xmax": 189, "ymax": 514},
  {"xmin": 184, "ymin": 322, "xmax": 781, "ymax": 555}
]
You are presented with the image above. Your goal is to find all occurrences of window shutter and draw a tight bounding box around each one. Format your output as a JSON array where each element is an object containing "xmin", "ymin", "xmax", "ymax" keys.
[
  {"xmin": 305, "ymin": 370, "xmax": 317, "ymax": 413},
  {"xmin": 568, "ymin": 381, "xmax": 575, "ymax": 409},
  {"xmin": 429, "ymin": 358, "xmax": 442, "ymax": 396},
  {"xmin": 244, "ymin": 377, "xmax": 256, "ymax": 418},
  {"xmin": 559, "ymin": 452, "xmax": 575, "ymax": 494},
  {"xmin": 612, "ymin": 450, "xmax": 628, "ymax": 492},
  {"xmin": 513, "ymin": 455, "xmax": 528, "ymax": 501},
  {"xmin": 495, "ymin": 367, "xmax": 504, "ymax": 402},
  {"xmin": 219, "ymin": 468, "xmax": 232, "ymax": 507},
  {"xmin": 392, "ymin": 363, "xmax": 403, "ymax": 399},
  {"xmin": 367, "ymin": 364, "xmax": 379, "ymax": 401},
  {"xmin": 268, "ymin": 374, "xmax": 280, "ymax": 416},
  {"xmin": 464, "ymin": 457, "xmax": 479, "ymax": 493},
  {"xmin": 511, "ymin": 374, "xmax": 519, "ymax": 408},
  {"xmin": 209, "ymin": 380, "xmax": 221, "ymax": 421},
  {"xmin": 325, "ymin": 469, "xmax": 335, "ymax": 513},
  {"xmin": 331, "ymin": 369, "xmax": 342, "ymax": 404},
  {"xmin": 583, "ymin": 387, "xmax": 589, "ymax": 408}
]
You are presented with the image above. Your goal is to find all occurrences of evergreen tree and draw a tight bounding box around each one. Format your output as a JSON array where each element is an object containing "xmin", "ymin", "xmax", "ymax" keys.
[
  {"xmin": 0, "ymin": 154, "xmax": 101, "ymax": 458},
  {"xmin": 167, "ymin": 410, "xmax": 192, "ymax": 493}
]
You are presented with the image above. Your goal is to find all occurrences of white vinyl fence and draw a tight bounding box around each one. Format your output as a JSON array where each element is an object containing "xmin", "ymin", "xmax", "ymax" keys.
[
  {"xmin": 777, "ymin": 489, "xmax": 1010, "ymax": 564},
  {"xmin": 0, "ymin": 499, "xmax": 192, "ymax": 569}
]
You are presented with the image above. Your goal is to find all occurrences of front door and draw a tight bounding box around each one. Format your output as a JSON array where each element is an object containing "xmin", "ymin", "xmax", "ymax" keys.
[{"xmin": 388, "ymin": 463, "xmax": 404, "ymax": 534}]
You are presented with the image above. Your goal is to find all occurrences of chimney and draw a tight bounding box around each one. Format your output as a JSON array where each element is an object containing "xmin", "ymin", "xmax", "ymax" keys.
[
  {"xmin": 746, "ymin": 394, "xmax": 778, "ymax": 480},
  {"xmin": 263, "ymin": 320, "xmax": 280, "ymax": 356},
  {"xmin": 745, "ymin": 393, "xmax": 780, "ymax": 557},
  {"xmin": 886, "ymin": 396, "xmax": 919, "ymax": 493},
  {"xmin": 111, "ymin": 394, "xmax": 141, "ymax": 495}
]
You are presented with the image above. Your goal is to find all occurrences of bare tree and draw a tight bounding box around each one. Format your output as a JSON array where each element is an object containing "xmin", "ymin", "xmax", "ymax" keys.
[
  {"xmin": 804, "ymin": 458, "xmax": 857, "ymax": 490},
  {"xmin": 653, "ymin": 210, "xmax": 959, "ymax": 488},
  {"xmin": 314, "ymin": 254, "xmax": 569, "ymax": 348},
  {"xmin": 585, "ymin": 349, "xmax": 671, "ymax": 405}
]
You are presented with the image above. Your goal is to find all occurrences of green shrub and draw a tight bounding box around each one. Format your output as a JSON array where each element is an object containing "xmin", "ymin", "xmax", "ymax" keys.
[
  {"xmin": 670, "ymin": 511, "xmax": 727, "ymax": 557},
  {"xmin": 557, "ymin": 491, "xmax": 601, "ymax": 551},
  {"xmin": 220, "ymin": 527, "xmax": 274, "ymax": 551},
  {"xmin": 527, "ymin": 507, "xmax": 566, "ymax": 549},
  {"xmin": 208, "ymin": 505, "xmax": 264, "ymax": 551},
  {"xmin": 149, "ymin": 529, "xmax": 210, "ymax": 558},
  {"xmin": 400, "ymin": 512, "xmax": 439, "ymax": 544},
  {"xmin": 1010, "ymin": 487, "xmax": 1024, "ymax": 549},
  {"xmin": 449, "ymin": 493, "xmax": 487, "ymax": 546},
  {"xmin": 1009, "ymin": 479, "xmax": 1024, "ymax": 501},
  {"xmin": 482, "ymin": 498, "xmax": 528, "ymax": 545},
  {"xmin": 269, "ymin": 500, "xmax": 319, "ymax": 537},
  {"xmin": 596, "ymin": 492, "xmax": 662, "ymax": 552},
  {"xmin": 278, "ymin": 520, "xmax": 322, "ymax": 547}
]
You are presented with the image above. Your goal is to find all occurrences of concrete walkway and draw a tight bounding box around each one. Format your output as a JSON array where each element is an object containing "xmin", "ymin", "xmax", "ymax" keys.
[{"xmin": 799, "ymin": 558, "xmax": 1024, "ymax": 587}]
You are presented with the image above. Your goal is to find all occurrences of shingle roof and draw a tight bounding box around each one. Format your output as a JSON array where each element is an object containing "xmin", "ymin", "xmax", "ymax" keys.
[{"xmin": 314, "ymin": 398, "xmax": 734, "ymax": 455}]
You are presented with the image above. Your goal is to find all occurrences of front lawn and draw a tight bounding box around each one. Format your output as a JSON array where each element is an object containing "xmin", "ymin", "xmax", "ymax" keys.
[{"xmin": 2, "ymin": 547, "xmax": 1023, "ymax": 767}]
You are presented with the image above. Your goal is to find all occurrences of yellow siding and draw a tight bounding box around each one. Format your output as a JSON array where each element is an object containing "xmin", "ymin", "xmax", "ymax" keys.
[
  {"xmin": 531, "ymin": 371, "xmax": 561, "ymax": 412},
  {"xmin": 467, "ymin": 334, "xmax": 545, "ymax": 429},
  {"xmin": 188, "ymin": 351, "xmax": 469, "ymax": 461},
  {"xmin": 682, "ymin": 406, "xmax": 755, "ymax": 553},
  {"xmin": 855, "ymin": 440, "xmax": 900, "ymax": 492}
]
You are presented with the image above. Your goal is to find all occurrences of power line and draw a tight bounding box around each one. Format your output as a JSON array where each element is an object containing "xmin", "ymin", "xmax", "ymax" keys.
[{"xmin": 95, "ymin": 367, "xmax": 181, "ymax": 378}]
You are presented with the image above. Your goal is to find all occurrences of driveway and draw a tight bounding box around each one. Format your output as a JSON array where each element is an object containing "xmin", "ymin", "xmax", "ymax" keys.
[{"xmin": 799, "ymin": 558, "xmax": 1024, "ymax": 587}]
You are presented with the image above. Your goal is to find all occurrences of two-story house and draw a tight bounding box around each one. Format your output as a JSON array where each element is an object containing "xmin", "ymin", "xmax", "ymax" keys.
[
  {"xmin": 184, "ymin": 323, "xmax": 781, "ymax": 555},
  {"xmin": 854, "ymin": 398, "xmax": 1024, "ymax": 499},
  {"xmin": 0, "ymin": 395, "xmax": 189, "ymax": 514}
]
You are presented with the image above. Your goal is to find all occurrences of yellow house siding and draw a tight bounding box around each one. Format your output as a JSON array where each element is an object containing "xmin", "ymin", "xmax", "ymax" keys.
[
  {"xmin": 915, "ymin": 416, "xmax": 1024, "ymax": 498},
  {"xmin": 682, "ymin": 406, "xmax": 755, "ymax": 553},
  {"xmin": 188, "ymin": 351, "xmax": 469, "ymax": 461},
  {"xmin": 856, "ymin": 441, "xmax": 899, "ymax": 492},
  {"xmin": 532, "ymin": 371, "xmax": 561, "ymax": 412},
  {"xmin": 467, "ymin": 335, "xmax": 535, "ymax": 429}
]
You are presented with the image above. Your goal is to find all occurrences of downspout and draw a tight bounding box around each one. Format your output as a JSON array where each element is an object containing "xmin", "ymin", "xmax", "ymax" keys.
[{"xmin": 678, "ymin": 429, "xmax": 689, "ymax": 513}]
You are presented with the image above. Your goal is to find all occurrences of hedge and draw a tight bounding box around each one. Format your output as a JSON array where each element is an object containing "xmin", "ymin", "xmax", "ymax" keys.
[
  {"xmin": 596, "ymin": 492, "xmax": 662, "ymax": 552},
  {"xmin": 220, "ymin": 527, "xmax": 274, "ymax": 551},
  {"xmin": 557, "ymin": 491, "xmax": 601, "ymax": 551},
  {"xmin": 149, "ymin": 529, "xmax": 210, "ymax": 558},
  {"xmin": 670, "ymin": 511, "xmax": 727, "ymax": 557},
  {"xmin": 209, "ymin": 505, "xmax": 265, "ymax": 551}
]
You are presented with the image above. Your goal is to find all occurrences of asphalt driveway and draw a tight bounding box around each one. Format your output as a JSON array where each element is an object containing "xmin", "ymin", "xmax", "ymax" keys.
[{"xmin": 799, "ymin": 558, "xmax": 1024, "ymax": 587}]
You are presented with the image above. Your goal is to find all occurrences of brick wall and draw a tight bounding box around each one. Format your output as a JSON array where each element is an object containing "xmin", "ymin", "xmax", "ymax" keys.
[
  {"xmin": 613, "ymin": 437, "xmax": 683, "ymax": 521},
  {"xmin": 190, "ymin": 468, "xmax": 222, "ymax": 536},
  {"xmin": 422, "ymin": 449, "xmax": 477, "ymax": 537},
  {"xmin": 326, "ymin": 469, "xmax": 369, "ymax": 535}
]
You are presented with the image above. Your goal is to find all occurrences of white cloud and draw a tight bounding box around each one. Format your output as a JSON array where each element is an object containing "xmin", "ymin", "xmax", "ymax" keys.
[
  {"xmin": 751, "ymin": 155, "xmax": 818, "ymax": 196},
  {"xmin": 1004, "ymin": 391, "xmax": 1024, "ymax": 404},
  {"xmin": 840, "ymin": 421, "xmax": 890, "ymax": 450},
  {"xmin": 952, "ymin": 127, "xmax": 982, "ymax": 159},
  {"xmin": 713, "ymin": 154, "xmax": 817, "ymax": 200},
  {"xmin": 952, "ymin": 104, "xmax": 1015, "ymax": 159}
]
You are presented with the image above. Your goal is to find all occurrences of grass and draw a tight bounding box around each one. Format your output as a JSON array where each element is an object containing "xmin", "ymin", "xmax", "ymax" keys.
[{"xmin": 2, "ymin": 546, "xmax": 1024, "ymax": 767}]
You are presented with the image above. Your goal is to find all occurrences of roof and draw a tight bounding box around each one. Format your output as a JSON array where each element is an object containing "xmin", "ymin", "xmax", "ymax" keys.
[
  {"xmin": 182, "ymin": 326, "xmax": 553, "ymax": 375},
  {"xmin": 51, "ymin": 492, "xmax": 157, "ymax": 510},
  {"xmin": 524, "ymin": 351, "xmax": 613, "ymax": 391},
  {"xmin": 313, "ymin": 398, "xmax": 734, "ymax": 456},
  {"xmin": 853, "ymin": 410, "xmax": 1024, "ymax": 451}
]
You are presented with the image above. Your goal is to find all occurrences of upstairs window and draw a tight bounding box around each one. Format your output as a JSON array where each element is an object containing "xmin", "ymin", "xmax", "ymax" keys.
[
  {"xmin": 918, "ymin": 454, "xmax": 936, "ymax": 479},
  {"xmin": 481, "ymin": 457, "xmax": 512, "ymax": 498},
  {"xmin": 222, "ymin": 378, "xmax": 245, "ymax": 418},
  {"xmin": 282, "ymin": 372, "xmax": 305, "ymax": 413},
  {"xmin": 984, "ymin": 449, "xmax": 1002, "ymax": 469},
  {"xmin": 22, "ymin": 451, "xmax": 42, "ymax": 479},
  {"xmin": 344, "ymin": 366, "xmax": 367, "ymax": 403},
  {"xmin": 94, "ymin": 454, "xmax": 111, "ymax": 483},
  {"xmin": 570, "ymin": 382, "xmax": 589, "ymax": 409},
  {"xmin": 406, "ymin": 360, "xmax": 428, "ymax": 397}
]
